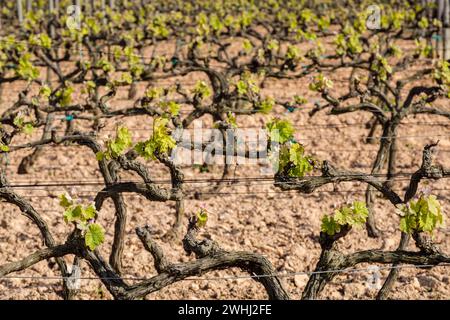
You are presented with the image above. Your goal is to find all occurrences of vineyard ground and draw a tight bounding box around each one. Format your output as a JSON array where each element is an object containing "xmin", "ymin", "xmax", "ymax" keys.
[{"xmin": 0, "ymin": 64, "xmax": 449, "ymax": 300}]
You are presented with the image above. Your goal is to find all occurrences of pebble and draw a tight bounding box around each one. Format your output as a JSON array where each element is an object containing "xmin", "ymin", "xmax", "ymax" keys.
[
  {"xmin": 291, "ymin": 244, "xmax": 306, "ymax": 258},
  {"xmin": 189, "ymin": 283, "xmax": 199, "ymax": 291},
  {"xmin": 294, "ymin": 274, "xmax": 309, "ymax": 288},
  {"xmin": 417, "ymin": 275, "xmax": 438, "ymax": 289},
  {"xmin": 412, "ymin": 277, "xmax": 421, "ymax": 289}
]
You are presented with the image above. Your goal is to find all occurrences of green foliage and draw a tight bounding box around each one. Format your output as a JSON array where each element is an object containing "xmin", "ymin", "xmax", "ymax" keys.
[
  {"xmin": 13, "ymin": 116, "xmax": 24, "ymax": 128},
  {"xmin": 96, "ymin": 59, "xmax": 115, "ymax": 73},
  {"xmin": 85, "ymin": 223, "xmax": 106, "ymax": 251},
  {"xmin": 434, "ymin": 61, "xmax": 450, "ymax": 96},
  {"xmin": 266, "ymin": 119, "xmax": 294, "ymax": 144},
  {"xmin": 399, "ymin": 194, "xmax": 444, "ymax": 234},
  {"xmin": 196, "ymin": 208, "xmax": 208, "ymax": 228},
  {"xmin": 278, "ymin": 142, "xmax": 314, "ymax": 177},
  {"xmin": 59, "ymin": 193, "xmax": 73, "ymax": 209},
  {"xmin": 83, "ymin": 80, "xmax": 96, "ymax": 95},
  {"xmin": 97, "ymin": 126, "xmax": 133, "ymax": 161},
  {"xmin": 293, "ymin": 95, "xmax": 308, "ymax": 106},
  {"xmin": 286, "ymin": 45, "xmax": 301, "ymax": 61},
  {"xmin": 193, "ymin": 80, "xmax": 211, "ymax": 99},
  {"xmin": 22, "ymin": 123, "xmax": 34, "ymax": 135},
  {"xmin": 335, "ymin": 31, "xmax": 363, "ymax": 56},
  {"xmin": 242, "ymin": 39, "xmax": 253, "ymax": 53},
  {"xmin": 0, "ymin": 142, "xmax": 9, "ymax": 152},
  {"xmin": 148, "ymin": 15, "xmax": 170, "ymax": 38},
  {"xmin": 267, "ymin": 39, "xmax": 279, "ymax": 51},
  {"xmin": 159, "ymin": 101, "xmax": 181, "ymax": 117},
  {"xmin": 257, "ymin": 97, "xmax": 274, "ymax": 114},
  {"xmin": 236, "ymin": 72, "xmax": 260, "ymax": 96},
  {"xmin": 317, "ymin": 16, "xmax": 330, "ymax": 31},
  {"xmin": 414, "ymin": 39, "xmax": 433, "ymax": 58},
  {"xmin": 120, "ymin": 72, "xmax": 133, "ymax": 85},
  {"xmin": 39, "ymin": 85, "xmax": 52, "ymax": 99},
  {"xmin": 418, "ymin": 16, "xmax": 429, "ymax": 29},
  {"xmin": 321, "ymin": 215, "xmax": 341, "ymax": 236},
  {"xmin": 16, "ymin": 53, "xmax": 39, "ymax": 81},
  {"xmin": 370, "ymin": 54, "xmax": 392, "ymax": 81},
  {"xmin": 134, "ymin": 117, "xmax": 176, "ymax": 160},
  {"xmin": 59, "ymin": 193, "xmax": 104, "ymax": 251},
  {"xmin": 226, "ymin": 112, "xmax": 238, "ymax": 128},
  {"xmin": 13, "ymin": 115, "xmax": 34, "ymax": 135},
  {"xmin": 145, "ymin": 87, "xmax": 164, "ymax": 100},
  {"xmin": 321, "ymin": 201, "xmax": 369, "ymax": 236},
  {"xmin": 309, "ymin": 74, "xmax": 333, "ymax": 92},
  {"xmin": 55, "ymin": 86, "xmax": 74, "ymax": 107},
  {"xmin": 236, "ymin": 80, "xmax": 248, "ymax": 96},
  {"xmin": 29, "ymin": 33, "xmax": 52, "ymax": 49}
]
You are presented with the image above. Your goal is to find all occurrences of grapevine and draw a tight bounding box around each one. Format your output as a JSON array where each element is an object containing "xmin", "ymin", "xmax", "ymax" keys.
[{"xmin": 0, "ymin": 0, "xmax": 448, "ymax": 302}]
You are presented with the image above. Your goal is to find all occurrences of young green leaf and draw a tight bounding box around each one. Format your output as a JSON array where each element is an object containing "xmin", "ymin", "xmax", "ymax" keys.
[
  {"xmin": 266, "ymin": 119, "xmax": 294, "ymax": 143},
  {"xmin": 196, "ymin": 209, "xmax": 208, "ymax": 228},
  {"xmin": 399, "ymin": 194, "xmax": 443, "ymax": 234},
  {"xmin": 320, "ymin": 201, "xmax": 369, "ymax": 236},
  {"xmin": 59, "ymin": 193, "xmax": 73, "ymax": 209},
  {"xmin": 85, "ymin": 223, "xmax": 105, "ymax": 251}
]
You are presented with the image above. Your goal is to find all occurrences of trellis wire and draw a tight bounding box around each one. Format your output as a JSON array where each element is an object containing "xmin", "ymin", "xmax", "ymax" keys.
[
  {"xmin": 0, "ymin": 262, "xmax": 449, "ymax": 283},
  {"xmin": 4, "ymin": 171, "xmax": 450, "ymax": 187},
  {"xmin": 11, "ymin": 188, "xmax": 450, "ymax": 200}
]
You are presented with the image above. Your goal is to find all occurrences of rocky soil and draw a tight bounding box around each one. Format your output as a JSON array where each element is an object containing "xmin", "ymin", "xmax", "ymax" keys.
[{"xmin": 0, "ymin": 47, "xmax": 449, "ymax": 300}]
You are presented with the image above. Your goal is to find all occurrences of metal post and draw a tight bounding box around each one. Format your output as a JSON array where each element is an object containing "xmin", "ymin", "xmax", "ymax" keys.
[
  {"xmin": 443, "ymin": 0, "xmax": 450, "ymax": 60},
  {"xmin": 17, "ymin": 0, "xmax": 23, "ymax": 26}
]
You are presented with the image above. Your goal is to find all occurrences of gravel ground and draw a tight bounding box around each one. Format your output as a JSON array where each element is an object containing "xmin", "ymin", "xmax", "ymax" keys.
[{"xmin": 0, "ymin": 50, "xmax": 449, "ymax": 300}]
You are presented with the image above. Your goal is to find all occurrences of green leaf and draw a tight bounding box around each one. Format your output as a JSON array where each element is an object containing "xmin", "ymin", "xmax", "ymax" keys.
[
  {"xmin": 196, "ymin": 209, "xmax": 208, "ymax": 228},
  {"xmin": 286, "ymin": 45, "xmax": 301, "ymax": 60},
  {"xmin": 13, "ymin": 116, "xmax": 24, "ymax": 128},
  {"xmin": 321, "ymin": 215, "xmax": 341, "ymax": 236},
  {"xmin": 0, "ymin": 143, "xmax": 9, "ymax": 152},
  {"xmin": 17, "ymin": 53, "xmax": 40, "ymax": 81},
  {"xmin": 23, "ymin": 123, "xmax": 34, "ymax": 135},
  {"xmin": 59, "ymin": 193, "xmax": 73, "ymax": 209},
  {"xmin": 258, "ymin": 97, "xmax": 274, "ymax": 114},
  {"xmin": 352, "ymin": 201, "xmax": 369, "ymax": 224},
  {"xmin": 83, "ymin": 204, "xmax": 97, "ymax": 221},
  {"xmin": 85, "ymin": 223, "xmax": 105, "ymax": 251},
  {"xmin": 236, "ymin": 80, "xmax": 248, "ymax": 96},
  {"xmin": 120, "ymin": 72, "xmax": 133, "ymax": 85},
  {"xmin": 309, "ymin": 74, "xmax": 333, "ymax": 92},
  {"xmin": 267, "ymin": 39, "xmax": 279, "ymax": 51},
  {"xmin": 266, "ymin": 119, "xmax": 294, "ymax": 143},
  {"xmin": 63, "ymin": 205, "xmax": 83, "ymax": 223},
  {"xmin": 294, "ymin": 95, "xmax": 308, "ymax": 105},
  {"xmin": 418, "ymin": 16, "xmax": 429, "ymax": 29},
  {"xmin": 193, "ymin": 80, "xmax": 211, "ymax": 99},
  {"xmin": 55, "ymin": 86, "xmax": 74, "ymax": 107},
  {"xmin": 287, "ymin": 143, "xmax": 314, "ymax": 177},
  {"xmin": 243, "ymin": 39, "xmax": 253, "ymax": 52},
  {"xmin": 321, "ymin": 201, "xmax": 369, "ymax": 236},
  {"xmin": 226, "ymin": 112, "xmax": 237, "ymax": 128},
  {"xmin": 39, "ymin": 85, "xmax": 52, "ymax": 98},
  {"xmin": 96, "ymin": 151, "xmax": 105, "ymax": 161},
  {"xmin": 159, "ymin": 101, "xmax": 180, "ymax": 116},
  {"xmin": 135, "ymin": 117, "xmax": 176, "ymax": 160},
  {"xmin": 39, "ymin": 33, "xmax": 52, "ymax": 49},
  {"xmin": 399, "ymin": 194, "xmax": 443, "ymax": 234},
  {"xmin": 96, "ymin": 59, "xmax": 115, "ymax": 73},
  {"xmin": 105, "ymin": 126, "xmax": 133, "ymax": 158},
  {"xmin": 145, "ymin": 87, "xmax": 164, "ymax": 100}
]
